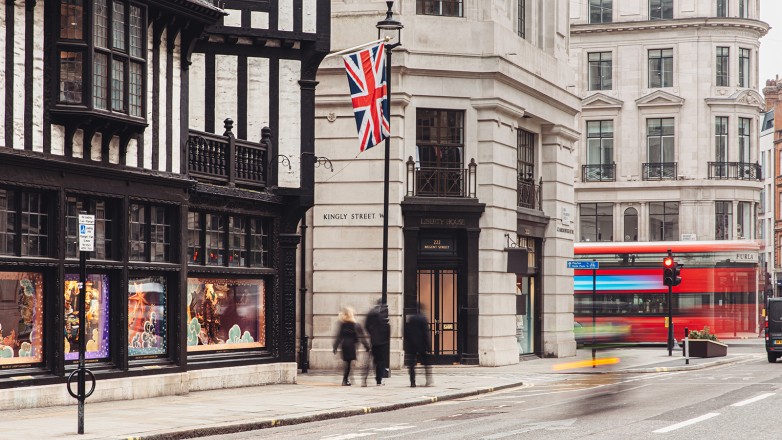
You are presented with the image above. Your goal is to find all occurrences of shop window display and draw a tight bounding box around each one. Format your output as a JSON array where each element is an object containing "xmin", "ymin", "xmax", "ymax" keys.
[
  {"xmin": 64, "ymin": 274, "xmax": 109, "ymax": 360},
  {"xmin": 186, "ymin": 278, "xmax": 265, "ymax": 352},
  {"xmin": 0, "ymin": 272, "xmax": 43, "ymax": 366},
  {"xmin": 128, "ymin": 276, "xmax": 167, "ymax": 356}
]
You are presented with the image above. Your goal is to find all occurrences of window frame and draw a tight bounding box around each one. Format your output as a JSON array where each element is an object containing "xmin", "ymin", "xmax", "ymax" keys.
[
  {"xmin": 187, "ymin": 211, "xmax": 271, "ymax": 268},
  {"xmin": 648, "ymin": 48, "xmax": 674, "ymax": 88},
  {"xmin": 586, "ymin": 120, "xmax": 614, "ymax": 166},
  {"xmin": 53, "ymin": 0, "xmax": 148, "ymax": 122},
  {"xmin": 738, "ymin": 48, "xmax": 750, "ymax": 88},
  {"xmin": 716, "ymin": 0, "xmax": 727, "ymax": 17},
  {"xmin": 517, "ymin": 0, "xmax": 526, "ymax": 38},
  {"xmin": 589, "ymin": 0, "xmax": 613, "ymax": 24},
  {"xmin": 715, "ymin": 201, "xmax": 733, "ymax": 240},
  {"xmin": 416, "ymin": 109, "xmax": 465, "ymax": 170},
  {"xmin": 738, "ymin": 117, "xmax": 751, "ymax": 163},
  {"xmin": 649, "ymin": 201, "xmax": 679, "ymax": 241},
  {"xmin": 579, "ymin": 202, "xmax": 613, "ymax": 242},
  {"xmin": 416, "ymin": 0, "xmax": 464, "ymax": 17},
  {"xmin": 716, "ymin": 47, "xmax": 729, "ymax": 86},
  {"xmin": 649, "ymin": 0, "xmax": 673, "ymax": 20},
  {"xmin": 715, "ymin": 116, "xmax": 729, "ymax": 162},
  {"xmin": 646, "ymin": 117, "xmax": 675, "ymax": 163},
  {"xmin": 65, "ymin": 195, "xmax": 120, "ymax": 260},
  {"xmin": 0, "ymin": 189, "xmax": 53, "ymax": 258},
  {"xmin": 588, "ymin": 51, "xmax": 613, "ymax": 91},
  {"xmin": 129, "ymin": 202, "xmax": 174, "ymax": 263},
  {"xmin": 739, "ymin": 0, "xmax": 748, "ymax": 18}
]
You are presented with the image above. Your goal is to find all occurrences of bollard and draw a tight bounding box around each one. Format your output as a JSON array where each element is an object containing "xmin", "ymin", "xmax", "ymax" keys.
[{"xmin": 684, "ymin": 327, "xmax": 690, "ymax": 365}]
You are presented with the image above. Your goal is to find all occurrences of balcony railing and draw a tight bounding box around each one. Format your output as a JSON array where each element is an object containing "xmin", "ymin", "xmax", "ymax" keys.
[
  {"xmin": 517, "ymin": 177, "xmax": 542, "ymax": 210},
  {"xmin": 188, "ymin": 118, "xmax": 270, "ymax": 189},
  {"xmin": 406, "ymin": 157, "xmax": 477, "ymax": 198},
  {"xmin": 582, "ymin": 163, "xmax": 616, "ymax": 182},
  {"xmin": 642, "ymin": 162, "xmax": 677, "ymax": 181},
  {"xmin": 708, "ymin": 162, "xmax": 762, "ymax": 180}
]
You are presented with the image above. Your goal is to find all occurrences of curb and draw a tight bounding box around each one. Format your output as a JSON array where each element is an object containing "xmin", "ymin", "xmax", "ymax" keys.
[{"xmin": 128, "ymin": 382, "xmax": 525, "ymax": 440}]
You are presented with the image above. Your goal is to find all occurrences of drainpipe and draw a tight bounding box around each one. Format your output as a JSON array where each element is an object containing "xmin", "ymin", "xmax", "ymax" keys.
[{"xmin": 298, "ymin": 216, "xmax": 309, "ymax": 373}]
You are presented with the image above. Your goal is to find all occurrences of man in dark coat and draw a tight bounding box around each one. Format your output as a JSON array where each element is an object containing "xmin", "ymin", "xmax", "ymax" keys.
[
  {"xmin": 404, "ymin": 303, "xmax": 432, "ymax": 387},
  {"xmin": 363, "ymin": 301, "xmax": 390, "ymax": 386}
]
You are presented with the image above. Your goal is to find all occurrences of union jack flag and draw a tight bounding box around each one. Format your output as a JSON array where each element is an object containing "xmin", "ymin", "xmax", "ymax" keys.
[{"xmin": 343, "ymin": 43, "xmax": 389, "ymax": 152}]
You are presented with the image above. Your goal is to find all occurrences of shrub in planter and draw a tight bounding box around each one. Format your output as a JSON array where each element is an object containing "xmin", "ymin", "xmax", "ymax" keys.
[{"xmin": 685, "ymin": 327, "xmax": 727, "ymax": 358}]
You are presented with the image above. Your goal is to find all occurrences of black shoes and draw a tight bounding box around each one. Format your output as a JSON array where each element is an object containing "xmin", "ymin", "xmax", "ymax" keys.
[{"xmin": 342, "ymin": 381, "xmax": 351, "ymax": 386}]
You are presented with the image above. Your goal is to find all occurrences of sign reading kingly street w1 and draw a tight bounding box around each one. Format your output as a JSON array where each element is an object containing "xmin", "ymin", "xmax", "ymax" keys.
[{"xmin": 567, "ymin": 260, "xmax": 599, "ymax": 270}]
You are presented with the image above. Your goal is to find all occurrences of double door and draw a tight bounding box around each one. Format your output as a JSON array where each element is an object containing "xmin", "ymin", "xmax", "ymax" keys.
[{"xmin": 416, "ymin": 268, "xmax": 459, "ymax": 363}]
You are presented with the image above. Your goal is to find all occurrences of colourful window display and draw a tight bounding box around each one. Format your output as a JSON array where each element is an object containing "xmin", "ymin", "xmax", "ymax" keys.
[
  {"xmin": 0, "ymin": 272, "xmax": 43, "ymax": 366},
  {"xmin": 186, "ymin": 278, "xmax": 265, "ymax": 352},
  {"xmin": 65, "ymin": 274, "xmax": 110, "ymax": 361},
  {"xmin": 128, "ymin": 276, "xmax": 167, "ymax": 357}
]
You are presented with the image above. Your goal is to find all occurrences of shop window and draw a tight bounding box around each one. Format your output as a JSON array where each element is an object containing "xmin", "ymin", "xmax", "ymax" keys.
[
  {"xmin": 66, "ymin": 196, "xmax": 118, "ymax": 259},
  {"xmin": 128, "ymin": 276, "xmax": 166, "ymax": 357},
  {"xmin": 129, "ymin": 203, "xmax": 172, "ymax": 262},
  {"xmin": 54, "ymin": 0, "xmax": 147, "ymax": 119},
  {"xmin": 188, "ymin": 211, "xmax": 271, "ymax": 268},
  {"xmin": 64, "ymin": 274, "xmax": 110, "ymax": 361},
  {"xmin": 186, "ymin": 278, "xmax": 266, "ymax": 351},
  {"xmin": 0, "ymin": 272, "xmax": 44, "ymax": 367},
  {"xmin": 0, "ymin": 189, "xmax": 51, "ymax": 257}
]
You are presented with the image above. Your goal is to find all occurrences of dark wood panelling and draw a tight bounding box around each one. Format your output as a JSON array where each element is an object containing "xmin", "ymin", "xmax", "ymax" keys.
[
  {"xmin": 293, "ymin": 0, "xmax": 302, "ymax": 33},
  {"xmin": 152, "ymin": 22, "xmax": 164, "ymax": 171},
  {"xmin": 204, "ymin": 53, "xmax": 216, "ymax": 133},
  {"xmin": 237, "ymin": 55, "xmax": 248, "ymax": 139},
  {"xmin": 166, "ymin": 29, "xmax": 175, "ymax": 173}
]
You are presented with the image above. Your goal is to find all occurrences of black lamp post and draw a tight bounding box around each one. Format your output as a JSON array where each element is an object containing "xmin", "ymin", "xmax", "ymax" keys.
[{"xmin": 376, "ymin": 1, "xmax": 403, "ymax": 308}]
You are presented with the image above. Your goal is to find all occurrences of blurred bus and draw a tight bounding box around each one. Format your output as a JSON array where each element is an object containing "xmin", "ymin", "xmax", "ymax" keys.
[{"xmin": 574, "ymin": 241, "xmax": 760, "ymax": 343}]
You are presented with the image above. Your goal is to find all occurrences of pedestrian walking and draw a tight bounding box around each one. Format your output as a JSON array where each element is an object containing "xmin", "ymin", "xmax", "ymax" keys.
[
  {"xmin": 333, "ymin": 306, "xmax": 369, "ymax": 386},
  {"xmin": 363, "ymin": 300, "xmax": 390, "ymax": 387},
  {"xmin": 404, "ymin": 302, "xmax": 432, "ymax": 387}
]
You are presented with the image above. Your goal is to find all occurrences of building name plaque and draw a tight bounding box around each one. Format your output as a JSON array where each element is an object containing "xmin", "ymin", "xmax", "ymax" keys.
[
  {"xmin": 420, "ymin": 218, "xmax": 465, "ymax": 227},
  {"xmin": 321, "ymin": 212, "xmax": 383, "ymax": 221},
  {"xmin": 420, "ymin": 237, "xmax": 455, "ymax": 252}
]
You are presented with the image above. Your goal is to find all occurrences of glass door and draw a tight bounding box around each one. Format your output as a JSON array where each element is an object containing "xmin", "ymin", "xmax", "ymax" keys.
[{"xmin": 417, "ymin": 269, "xmax": 459, "ymax": 362}]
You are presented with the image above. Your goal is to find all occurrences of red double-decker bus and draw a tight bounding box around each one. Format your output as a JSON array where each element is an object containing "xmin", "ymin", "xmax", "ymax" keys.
[{"xmin": 574, "ymin": 241, "xmax": 760, "ymax": 343}]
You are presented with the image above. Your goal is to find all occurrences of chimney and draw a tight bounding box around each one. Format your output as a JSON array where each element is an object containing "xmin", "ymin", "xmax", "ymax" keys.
[{"xmin": 763, "ymin": 77, "xmax": 782, "ymax": 113}]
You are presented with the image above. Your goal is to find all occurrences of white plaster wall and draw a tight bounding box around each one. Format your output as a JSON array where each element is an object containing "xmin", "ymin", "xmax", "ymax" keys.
[
  {"xmin": 90, "ymin": 133, "xmax": 102, "ymax": 162},
  {"xmin": 278, "ymin": 0, "xmax": 293, "ymax": 31},
  {"xmin": 32, "ymin": 3, "xmax": 43, "ymax": 152},
  {"xmin": 51, "ymin": 125, "xmax": 65, "ymax": 156},
  {"xmin": 303, "ymin": 0, "xmax": 317, "ymax": 33},
  {"xmin": 0, "ymin": 1, "xmax": 5, "ymax": 147},
  {"xmin": 158, "ymin": 30, "xmax": 168, "ymax": 172},
  {"xmin": 171, "ymin": 33, "xmax": 182, "ymax": 173},
  {"xmin": 125, "ymin": 138, "xmax": 138, "ymax": 167},
  {"xmin": 223, "ymin": 8, "xmax": 242, "ymax": 27},
  {"xmin": 73, "ymin": 129, "xmax": 83, "ymax": 158},
  {"xmin": 215, "ymin": 54, "xmax": 238, "ymax": 133},
  {"xmin": 109, "ymin": 135, "xmax": 120, "ymax": 164},
  {"xmin": 247, "ymin": 57, "xmax": 270, "ymax": 140},
  {"xmin": 12, "ymin": 1, "xmax": 25, "ymax": 149},
  {"xmin": 143, "ymin": 25, "xmax": 154, "ymax": 169},
  {"xmin": 189, "ymin": 53, "xmax": 206, "ymax": 132},
  {"xmin": 251, "ymin": 11, "xmax": 269, "ymax": 29},
  {"xmin": 278, "ymin": 59, "xmax": 301, "ymax": 188}
]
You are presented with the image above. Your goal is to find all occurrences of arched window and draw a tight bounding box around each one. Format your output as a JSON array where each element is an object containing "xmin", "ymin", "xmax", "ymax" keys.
[{"xmin": 624, "ymin": 207, "xmax": 638, "ymax": 241}]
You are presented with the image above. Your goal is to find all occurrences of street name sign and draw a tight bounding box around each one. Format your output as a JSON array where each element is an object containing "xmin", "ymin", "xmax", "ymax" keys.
[{"xmin": 567, "ymin": 260, "xmax": 599, "ymax": 270}]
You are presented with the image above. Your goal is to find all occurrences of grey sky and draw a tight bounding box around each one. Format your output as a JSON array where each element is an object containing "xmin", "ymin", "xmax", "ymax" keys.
[{"xmin": 760, "ymin": 1, "xmax": 782, "ymax": 84}]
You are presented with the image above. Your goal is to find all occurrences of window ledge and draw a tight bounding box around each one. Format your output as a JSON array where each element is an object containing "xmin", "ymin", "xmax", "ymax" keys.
[{"xmin": 49, "ymin": 107, "xmax": 148, "ymax": 132}]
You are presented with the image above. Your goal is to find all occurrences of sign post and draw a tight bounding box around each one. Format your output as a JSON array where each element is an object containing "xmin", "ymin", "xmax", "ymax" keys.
[
  {"xmin": 68, "ymin": 213, "xmax": 96, "ymax": 434},
  {"xmin": 568, "ymin": 260, "xmax": 599, "ymax": 366}
]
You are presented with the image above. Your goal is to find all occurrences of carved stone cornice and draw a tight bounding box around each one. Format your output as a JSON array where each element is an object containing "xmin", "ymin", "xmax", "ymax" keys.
[{"xmin": 572, "ymin": 18, "xmax": 769, "ymax": 37}]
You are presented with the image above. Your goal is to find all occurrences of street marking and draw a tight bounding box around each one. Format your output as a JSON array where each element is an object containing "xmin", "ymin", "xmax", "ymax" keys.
[
  {"xmin": 653, "ymin": 413, "xmax": 720, "ymax": 433},
  {"xmin": 731, "ymin": 393, "xmax": 775, "ymax": 407}
]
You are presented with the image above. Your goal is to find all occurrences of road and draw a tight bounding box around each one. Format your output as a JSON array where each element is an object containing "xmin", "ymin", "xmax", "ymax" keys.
[{"xmin": 204, "ymin": 348, "xmax": 782, "ymax": 439}]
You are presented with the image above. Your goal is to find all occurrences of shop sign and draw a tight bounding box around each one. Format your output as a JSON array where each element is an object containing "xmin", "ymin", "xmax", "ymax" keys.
[
  {"xmin": 420, "ymin": 237, "xmax": 454, "ymax": 252},
  {"xmin": 420, "ymin": 218, "xmax": 466, "ymax": 227}
]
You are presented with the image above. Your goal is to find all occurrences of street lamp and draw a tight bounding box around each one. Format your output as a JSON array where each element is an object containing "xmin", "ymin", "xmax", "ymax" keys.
[
  {"xmin": 376, "ymin": 0, "xmax": 402, "ymax": 384},
  {"xmin": 376, "ymin": 1, "xmax": 403, "ymax": 308}
]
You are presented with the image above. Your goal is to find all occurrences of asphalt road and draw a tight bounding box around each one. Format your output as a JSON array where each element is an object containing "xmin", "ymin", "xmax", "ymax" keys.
[{"xmin": 204, "ymin": 348, "xmax": 782, "ymax": 439}]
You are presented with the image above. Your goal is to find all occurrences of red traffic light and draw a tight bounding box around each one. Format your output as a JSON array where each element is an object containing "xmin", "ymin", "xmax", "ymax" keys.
[{"xmin": 663, "ymin": 257, "xmax": 674, "ymax": 267}]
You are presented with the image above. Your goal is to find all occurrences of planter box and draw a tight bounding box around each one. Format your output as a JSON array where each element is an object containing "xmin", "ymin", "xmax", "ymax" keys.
[{"xmin": 685, "ymin": 339, "xmax": 728, "ymax": 358}]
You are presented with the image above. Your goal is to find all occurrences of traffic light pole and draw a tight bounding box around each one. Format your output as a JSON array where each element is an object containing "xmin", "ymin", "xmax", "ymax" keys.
[{"xmin": 667, "ymin": 283, "xmax": 673, "ymax": 356}]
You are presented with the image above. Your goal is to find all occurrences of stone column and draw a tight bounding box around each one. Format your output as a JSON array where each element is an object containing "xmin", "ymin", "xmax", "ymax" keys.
[{"xmin": 540, "ymin": 124, "xmax": 579, "ymax": 358}]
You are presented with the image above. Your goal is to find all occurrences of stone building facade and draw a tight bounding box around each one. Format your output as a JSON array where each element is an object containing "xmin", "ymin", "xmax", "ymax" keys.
[{"xmin": 307, "ymin": 0, "xmax": 580, "ymax": 369}]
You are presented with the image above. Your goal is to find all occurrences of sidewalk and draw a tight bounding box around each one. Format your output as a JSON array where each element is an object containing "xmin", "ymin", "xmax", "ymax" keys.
[{"xmin": 3, "ymin": 339, "xmax": 765, "ymax": 440}]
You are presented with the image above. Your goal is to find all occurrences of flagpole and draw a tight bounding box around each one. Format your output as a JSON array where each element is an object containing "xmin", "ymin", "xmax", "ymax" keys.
[
  {"xmin": 324, "ymin": 37, "xmax": 391, "ymax": 59},
  {"xmin": 381, "ymin": 42, "xmax": 392, "ymax": 307}
]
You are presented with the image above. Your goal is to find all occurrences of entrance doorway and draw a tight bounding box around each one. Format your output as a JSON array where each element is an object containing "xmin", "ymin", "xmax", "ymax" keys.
[{"xmin": 417, "ymin": 269, "xmax": 459, "ymax": 363}]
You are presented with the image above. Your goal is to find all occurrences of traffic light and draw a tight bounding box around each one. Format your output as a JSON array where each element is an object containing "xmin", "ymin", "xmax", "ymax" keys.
[
  {"xmin": 663, "ymin": 257, "xmax": 674, "ymax": 286},
  {"xmin": 672, "ymin": 261, "xmax": 682, "ymax": 286}
]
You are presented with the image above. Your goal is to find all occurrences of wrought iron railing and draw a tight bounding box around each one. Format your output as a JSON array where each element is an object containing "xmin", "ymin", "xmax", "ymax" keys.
[
  {"xmin": 517, "ymin": 178, "xmax": 541, "ymax": 210},
  {"xmin": 406, "ymin": 157, "xmax": 477, "ymax": 198},
  {"xmin": 582, "ymin": 163, "xmax": 616, "ymax": 182},
  {"xmin": 642, "ymin": 162, "xmax": 677, "ymax": 181},
  {"xmin": 188, "ymin": 118, "xmax": 270, "ymax": 189},
  {"xmin": 708, "ymin": 162, "xmax": 762, "ymax": 180}
]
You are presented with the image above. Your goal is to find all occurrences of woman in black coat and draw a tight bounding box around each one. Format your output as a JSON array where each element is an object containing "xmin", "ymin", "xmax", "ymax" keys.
[{"xmin": 333, "ymin": 306, "xmax": 369, "ymax": 386}]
